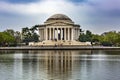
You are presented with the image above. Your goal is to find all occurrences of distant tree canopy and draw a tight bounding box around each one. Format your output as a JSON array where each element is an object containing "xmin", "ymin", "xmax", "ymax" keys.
[
  {"xmin": 79, "ymin": 30, "xmax": 120, "ymax": 46},
  {"xmin": 1, "ymin": 26, "xmax": 119, "ymax": 47},
  {"xmin": 0, "ymin": 25, "xmax": 39, "ymax": 46},
  {"xmin": 0, "ymin": 32, "xmax": 15, "ymax": 46},
  {"xmin": 100, "ymin": 31, "xmax": 120, "ymax": 46},
  {"xmin": 22, "ymin": 25, "xmax": 39, "ymax": 44}
]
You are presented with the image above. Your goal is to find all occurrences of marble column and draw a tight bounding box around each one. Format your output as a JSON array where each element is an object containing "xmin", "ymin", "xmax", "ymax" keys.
[
  {"xmin": 77, "ymin": 28, "xmax": 78, "ymax": 39},
  {"xmin": 51, "ymin": 28, "xmax": 52, "ymax": 40},
  {"xmin": 60, "ymin": 28, "xmax": 62, "ymax": 40},
  {"xmin": 41, "ymin": 29, "xmax": 42, "ymax": 40},
  {"xmin": 62, "ymin": 28, "xmax": 63, "ymax": 40},
  {"xmin": 71, "ymin": 28, "xmax": 73, "ymax": 40},
  {"xmin": 48, "ymin": 28, "xmax": 49, "ymax": 40},
  {"xmin": 75, "ymin": 28, "xmax": 77, "ymax": 40},
  {"xmin": 68, "ymin": 28, "xmax": 70, "ymax": 41},
  {"xmin": 70, "ymin": 28, "xmax": 71, "ymax": 40},
  {"xmin": 43, "ymin": 29, "xmax": 44, "ymax": 40},
  {"xmin": 53, "ymin": 28, "xmax": 54, "ymax": 40},
  {"xmin": 77, "ymin": 28, "xmax": 79, "ymax": 39},
  {"xmin": 49, "ymin": 28, "xmax": 51, "ymax": 40},
  {"xmin": 57, "ymin": 28, "xmax": 58, "ymax": 40},
  {"xmin": 41, "ymin": 29, "xmax": 43, "ymax": 40},
  {"xmin": 64, "ymin": 28, "xmax": 66, "ymax": 40},
  {"xmin": 47, "ymin": 28, "xmax": 49, "ymax": 40},
  {"xmin": 78, "ymin": 28, "xmax": 80, "ymax": 38},
  {"xmin": 42, "ymin": 29, "xmax": 43, "ymax": 40},
  {"xmin": 66, "ymin": 28, "xmax": 68, "ymax": 40},
  {"xmin": 46, "ymin": 28, "xmax": 47, "ymax": 40},
  {"xmin": 43, "ymin": 28, "xmax": 46, "ymax": 40}
]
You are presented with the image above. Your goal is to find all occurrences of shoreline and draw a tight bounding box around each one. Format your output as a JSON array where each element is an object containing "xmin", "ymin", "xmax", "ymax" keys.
[{"xmin": 0, "ymin": 46, "xmax": 120, "ymax": 50}]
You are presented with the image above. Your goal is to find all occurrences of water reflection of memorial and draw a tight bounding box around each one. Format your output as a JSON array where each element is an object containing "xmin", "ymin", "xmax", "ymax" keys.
[
  {"xmin": 43, "ymin": 50, "xmax": 72, "ymax": 79},
  {"xmin": 27, "ymin": 50, "xmax": 73, "ymax": 80},
  {"xmin": 27, "ymin": 50, "xmax": 92, "ymax": 79}
]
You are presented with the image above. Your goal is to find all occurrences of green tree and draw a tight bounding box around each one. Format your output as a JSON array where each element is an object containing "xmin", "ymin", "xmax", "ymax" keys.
[
  {"xmin": 14, "ymin": 31, "xmax": 22, "ymax": 45},
  {"xmin": 79, "ymin": 30, "xmax": 92, "ymax": 42},
  {"xmin": 92, "ymin": 34, "xmax": 100, "ymax": 42},
  {"xmin": 21, "ymin": 26, "xmax": 39, "ymax": 45},
  {"xmin": 99, "ymin": 31, "xmax": 120, "ymax": 46},
  {"xmin": 116, "ymin": 32, "xmax": 120, "ymax": 46},
  {"xmin": 0, "ymin": 32, "xmax": 15, "ymax": 46},
  {"xmin": 79, "ymin": 33, "xmax": 87, "ymax": 42},
  {"xmin": 4, "ymin": 29, "xmax": 22, "ymax": 46},
  {"xmin": 86, "ymin": 30, "xmax": 92, "ymax": 41}
]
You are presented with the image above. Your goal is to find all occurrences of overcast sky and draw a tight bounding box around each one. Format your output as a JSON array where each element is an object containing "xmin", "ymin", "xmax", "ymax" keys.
[{"xmin": 0, "ymin": 0, "xmax": 120, "ymax": 34}]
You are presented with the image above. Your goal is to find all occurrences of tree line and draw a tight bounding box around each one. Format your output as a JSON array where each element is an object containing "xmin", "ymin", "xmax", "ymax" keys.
[
  {"xmin": 0, "ymin": 25, "xmax": 120, "ymax": 46},
  {"xmin": 79, "ymin": 30, "xmax": 120, "ymax": 46},
  {"xmin": 0, "ymin": 25, "xmax": 39, "ymax": 46}
]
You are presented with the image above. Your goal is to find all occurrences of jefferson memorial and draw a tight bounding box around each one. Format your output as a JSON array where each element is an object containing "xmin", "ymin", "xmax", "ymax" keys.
[{"xmin": 29, "ymin": 14, "xmax": 90, "ymax": 46}]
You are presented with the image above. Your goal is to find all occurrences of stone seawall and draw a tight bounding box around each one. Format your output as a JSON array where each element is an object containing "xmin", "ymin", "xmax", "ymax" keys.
[{"xmin": 0, "ymin": 46, "xmax": 120, "ymax": 50}]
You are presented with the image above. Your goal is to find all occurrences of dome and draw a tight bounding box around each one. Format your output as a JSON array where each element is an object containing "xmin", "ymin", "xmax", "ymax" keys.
[{"xmin": 45, "ymin": 14, "xmax": 73, "ymax": 23}]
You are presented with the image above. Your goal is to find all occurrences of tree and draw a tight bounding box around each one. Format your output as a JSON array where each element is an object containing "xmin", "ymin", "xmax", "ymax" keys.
[
  {"xmin": 4, "ymin": 29, "xmax": 22, "ymax": 46},
  {"xmin": 92, "ymin": 34, "xmax": 100, "ymax": 42},
  {"xmin": 79, "ymin": 33, "xmax": 87, "ymax": 42},
  {"xmin": 14, "ymin": 31, "xmax": 22, "ymax": 45},
  {"xmin": 21, "ymin": 26, "xmax": 39, "ymax": 45},
  {"xmin": 0, "ymin": 32, "xmax": 15, "ymax": 46},
  {"xmin": 79, "ymin": 30, "xmax": 92, "ymax": 42},
  {"xmin": 116, "ymin": 32, "xmax": 120, "ymax": 46},
  {"xmin": 86, "ymin": 30, "xmax": 92, "ymax": 41},
  {"xmin": 98, "ymin": 31, "xmax": 120, "ymax": 46}
]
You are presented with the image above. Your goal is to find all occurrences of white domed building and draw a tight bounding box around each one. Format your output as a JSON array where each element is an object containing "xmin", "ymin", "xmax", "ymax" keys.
[{"xmin": 29, "ymin": 14, "xmax": 91, "ymax": 46}]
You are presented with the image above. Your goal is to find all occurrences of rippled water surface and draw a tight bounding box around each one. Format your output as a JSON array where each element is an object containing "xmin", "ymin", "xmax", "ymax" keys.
[{"xmin": 0, "ymin": 50, "xmax": 120, "ymax": 80}]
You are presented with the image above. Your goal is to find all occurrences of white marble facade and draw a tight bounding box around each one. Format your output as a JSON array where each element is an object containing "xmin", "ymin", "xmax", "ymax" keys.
[{"xmin": 38, "ymin": 14, "xmax": 80, "ymax": 41}]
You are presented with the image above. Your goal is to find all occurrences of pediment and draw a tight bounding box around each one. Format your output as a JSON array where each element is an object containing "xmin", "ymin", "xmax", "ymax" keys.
[{"xmin": 46, "ymin": 22, "xmax": 73, "ymax": 26}]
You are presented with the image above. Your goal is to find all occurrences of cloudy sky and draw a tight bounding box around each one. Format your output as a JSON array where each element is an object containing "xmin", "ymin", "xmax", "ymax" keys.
[{"xmin": 0, "ymin": 0, "xmax": 120, "ymax": 34}]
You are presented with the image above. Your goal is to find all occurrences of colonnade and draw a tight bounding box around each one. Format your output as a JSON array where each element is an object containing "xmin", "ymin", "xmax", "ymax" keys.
[
  {"xmin": 46, "ymin": 27, "xmax": 73, "ymax": 41},
  {"xmin": 39, "ymin": 27, "xmax": 80, "ymax": 41}
]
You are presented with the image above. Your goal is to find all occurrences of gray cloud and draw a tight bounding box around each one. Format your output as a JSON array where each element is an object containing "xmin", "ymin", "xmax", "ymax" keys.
[{"xmin": 0, "ymin": 0, "xmax": 120, "ymax": 34}]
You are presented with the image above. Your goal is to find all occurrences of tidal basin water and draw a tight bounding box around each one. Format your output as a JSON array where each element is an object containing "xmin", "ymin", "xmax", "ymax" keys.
[{"xmin": 0, "ymin": 50, "xmax": 120, "ymax": 80}]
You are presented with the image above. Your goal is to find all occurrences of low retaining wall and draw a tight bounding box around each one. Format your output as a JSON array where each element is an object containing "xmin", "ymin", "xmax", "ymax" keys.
[{"xmin": 0, "ymin": 46, "xmax": 120, "ymax": 50}]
